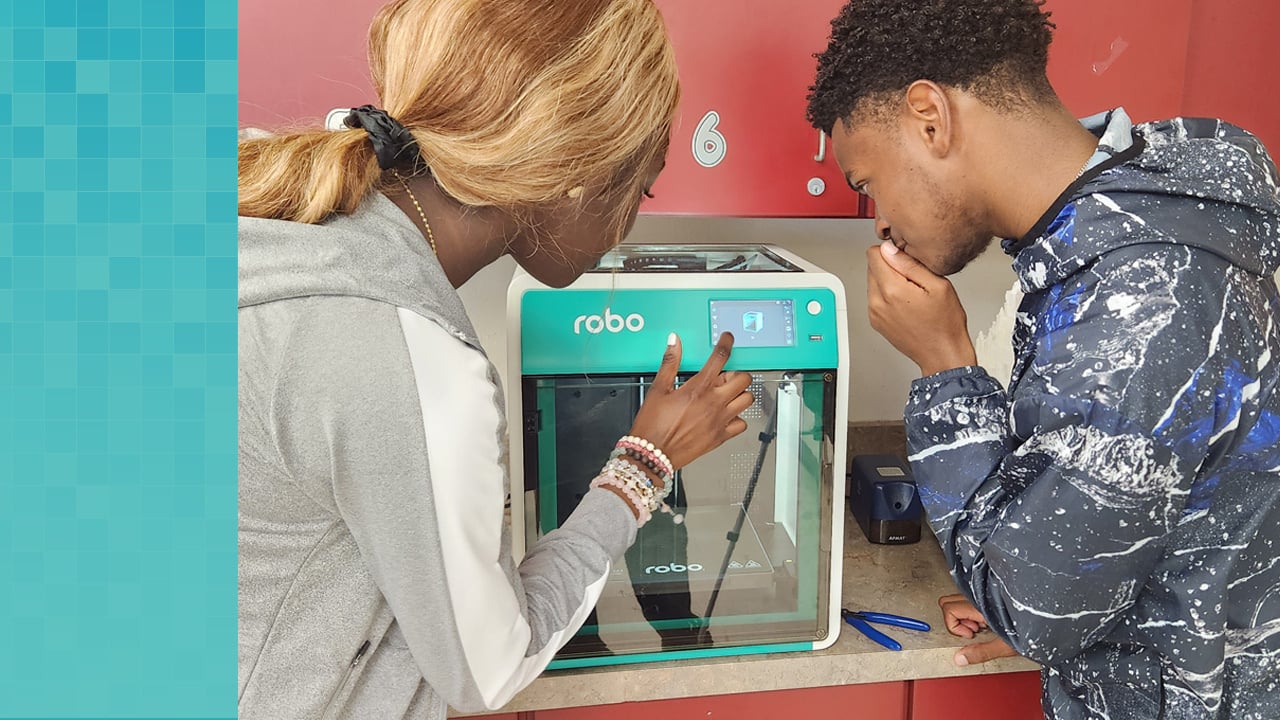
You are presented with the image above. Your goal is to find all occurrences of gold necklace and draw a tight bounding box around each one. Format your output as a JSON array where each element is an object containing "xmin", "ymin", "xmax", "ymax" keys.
[
  {"xmin": 393, "ymin": 170, "xmax": 437, "ymax": 254},
  {"xmin": 1073, "ymin": 149, "xmax": 1095, "ymax": 182}
]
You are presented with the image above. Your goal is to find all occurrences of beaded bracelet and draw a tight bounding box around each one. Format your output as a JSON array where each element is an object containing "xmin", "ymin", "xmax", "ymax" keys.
[
  {"xmin": 613, "ymin": 444, "xmax": 673, "ymax": 481},
  {"xmin": 591, "ymin": 435, "xmax": 680, "ymax": 527},
  {"xmin": 615, "ymin": 438, "xmax": 673, "ymax": 479},
  {"xmin": 616, "ymin": 435, "xmax": 673, "ymax": 478},
  {"xmin": 591, "ymin": 459, "xmax": 671, "ymax": 527},
  {"xmin": 591, "ymin": 472, "xmax": 652, "ymax": 525},
  {"xmin": 608, "ymin": 446, "xmax": 673, "ymax": 486},
  {"xmin": 604, "ymin": 457, "xmax": 658, "ymax": 504},
  {"xmin": 591, "ymin": 466, "xmax": 650, "ymax": 515},
  {"xmin": 597, "ymin": 465, "xmax": 658, "ymax": 525},
  {"xmin": 604, "ymin": 456, "xmax": 680, "ymax": 524}
]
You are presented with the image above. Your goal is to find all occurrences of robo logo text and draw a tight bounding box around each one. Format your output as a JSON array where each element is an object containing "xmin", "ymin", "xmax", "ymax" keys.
[
  {"xmin": 645, "ymin": 563, "xmax": 704, "ymax": 574},
  {"xmin": 574, "ymin": 308, "xmax": 645, "ymax": 335}
]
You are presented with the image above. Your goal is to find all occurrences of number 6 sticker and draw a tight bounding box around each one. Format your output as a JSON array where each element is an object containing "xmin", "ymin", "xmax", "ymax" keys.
[{"xmin": 692, "ymin": 110, "xmax": 726, "ymax": 168}]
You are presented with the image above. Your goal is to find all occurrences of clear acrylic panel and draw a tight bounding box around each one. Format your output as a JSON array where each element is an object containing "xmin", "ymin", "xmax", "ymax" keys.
[{"xmin": 520, "ymin": 371, "xmax": 835, "ymax": 660}]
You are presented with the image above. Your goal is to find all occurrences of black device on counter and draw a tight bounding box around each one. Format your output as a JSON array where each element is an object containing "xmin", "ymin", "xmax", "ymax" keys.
[{"xmin": 849, "ymin": 454, "xmax": 923, "ymax": 545}]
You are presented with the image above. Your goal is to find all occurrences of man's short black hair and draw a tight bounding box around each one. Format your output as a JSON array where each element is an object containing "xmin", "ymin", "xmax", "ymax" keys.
[{"xmin": 807, "ymin": 0, "xmax": 1057, "ymax": 133}]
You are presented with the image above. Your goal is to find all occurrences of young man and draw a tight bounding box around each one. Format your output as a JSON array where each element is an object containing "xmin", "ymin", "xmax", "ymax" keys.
[{"xmin": 807, "ymin": 1, "xmax": 1280, "ymax": 718}]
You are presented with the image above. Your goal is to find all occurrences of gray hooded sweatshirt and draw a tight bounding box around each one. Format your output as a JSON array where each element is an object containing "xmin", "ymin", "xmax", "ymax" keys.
[
  {"xmin": 906, "ymin": 109, "xmax": 1280, "ymax": 718},
  {"xmin": 237, "ymin": 192, "xmax": 637, "ymax": 719}
]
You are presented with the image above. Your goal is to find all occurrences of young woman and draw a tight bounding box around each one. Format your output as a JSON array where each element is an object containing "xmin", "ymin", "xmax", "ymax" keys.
[{"xmin": 237, "ymin": 1, "xmax": 754, "ymax": 718}]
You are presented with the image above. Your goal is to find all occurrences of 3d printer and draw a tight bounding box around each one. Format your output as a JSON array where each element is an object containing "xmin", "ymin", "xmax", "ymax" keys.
[{"xmin": 507, "ymin": 244, "xmax": 848, "ymax": 668}]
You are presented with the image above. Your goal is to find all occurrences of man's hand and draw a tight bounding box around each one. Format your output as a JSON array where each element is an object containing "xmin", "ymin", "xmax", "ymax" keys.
[
  {"xmin": 866, "ymin": 241, "xmax": 977, "ymax": 376},
  {"xmin": 938, "ymin": 594, "xmax": 1019, "ymax": 666}
]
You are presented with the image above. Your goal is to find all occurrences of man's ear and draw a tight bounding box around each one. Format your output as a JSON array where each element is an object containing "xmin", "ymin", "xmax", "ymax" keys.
[{"xmin": 903, "ymin": 80, "xmax": 953, "ymax": 158}]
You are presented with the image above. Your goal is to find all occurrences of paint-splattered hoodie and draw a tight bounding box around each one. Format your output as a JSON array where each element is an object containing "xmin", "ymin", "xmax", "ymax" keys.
[{"xmin": 906, "ymin": 108, "xmax": 1280, "ymax": 719}]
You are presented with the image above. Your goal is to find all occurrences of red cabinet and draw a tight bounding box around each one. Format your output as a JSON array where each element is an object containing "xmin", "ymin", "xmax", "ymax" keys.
[
  {"xmin": 642, "ymin": 0, "xmax": 870, "ymax": 218},
  {"xmin": 1182, "ymin": 0, "xmax": 1280, "ymax": 153},
  {"xmin": 1042, "ymin": 0, "xmax": 1194, "ymax": 124},
  {"xmin": 535, "ymin": 682, "xmax": 909, "ymax": 720},
  {"xmin": 238, "ymin": 0, "xmax": 385, "ymax": 130},
  {"xmin": 641, "ymin": 0, "xmax": 1202, "ymax": 219},
  {"xmin": 240, "ymin": 1, "xmax": 1276, "ymax": 220},
  {"xmin": 1042, "ymin": 0, "xmax": 1280, "ymax": 153},
  {"xmin": 910, "ymin": 672, "xmax": 1044, "ymax": 720},
  {"xmin": 238, "ymin": 0, "xmax": 870, "ymax": 217},
  {"xmin": 484, "ymin": 674, "xmax": 1040, "ymax": 720}
]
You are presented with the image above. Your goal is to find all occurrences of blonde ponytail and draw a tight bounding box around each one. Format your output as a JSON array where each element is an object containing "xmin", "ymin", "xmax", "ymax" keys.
[
  {"xmin": 238, "ymin": 0, "xmax": 680, "ymax": 229},
  {"xmin": 238, "ymin": 128, "xmax": 384, "ymax": 224}
]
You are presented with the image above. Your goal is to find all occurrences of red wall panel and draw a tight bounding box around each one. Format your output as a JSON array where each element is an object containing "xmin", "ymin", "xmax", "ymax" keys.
[
  {"xmin": 1182, "ymin": 0, "xmax": 1280, "ymax": 153},
  {"xmin": 238, "ymin": 0, "xmax": 384, "ymax": 129}
]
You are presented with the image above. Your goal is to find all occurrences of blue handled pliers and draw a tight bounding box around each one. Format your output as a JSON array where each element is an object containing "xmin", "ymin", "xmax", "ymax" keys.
[{"xmin": 841, "ymin": 609, "xmax": 931, "ymax": 651}]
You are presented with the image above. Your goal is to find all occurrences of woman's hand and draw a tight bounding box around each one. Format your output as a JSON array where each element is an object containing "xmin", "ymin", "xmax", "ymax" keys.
[{"xmin": 627, "ymin": 332, "xmax": 754, "ymax": 470}]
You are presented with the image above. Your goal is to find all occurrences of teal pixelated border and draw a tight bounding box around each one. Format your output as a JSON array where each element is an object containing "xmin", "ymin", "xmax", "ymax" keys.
[{"xmin": 0, "ymin": 0, "xmax": 237, "ymax": 717}]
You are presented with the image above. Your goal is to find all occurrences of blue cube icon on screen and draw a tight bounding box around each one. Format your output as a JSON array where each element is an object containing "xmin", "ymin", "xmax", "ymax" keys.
[{"xmin": 742, "ymin": 311, "xmax": 764, "ymax": 334}]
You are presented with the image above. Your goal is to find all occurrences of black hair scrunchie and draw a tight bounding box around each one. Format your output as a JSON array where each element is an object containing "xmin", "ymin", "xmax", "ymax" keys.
[{"xmin": 343, "ymin": 105, "xmax": 419, "ymax": 171}]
